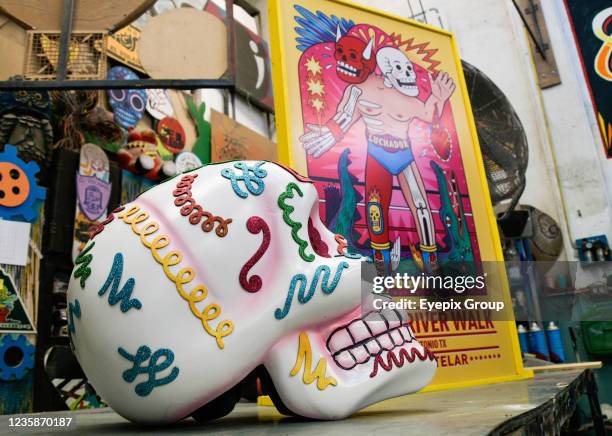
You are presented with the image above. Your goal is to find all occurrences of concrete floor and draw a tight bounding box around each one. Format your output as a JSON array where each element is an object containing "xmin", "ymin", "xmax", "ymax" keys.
[{"xmin": 0, "ymin": 370, "xmax": 586, "ymax": 435}]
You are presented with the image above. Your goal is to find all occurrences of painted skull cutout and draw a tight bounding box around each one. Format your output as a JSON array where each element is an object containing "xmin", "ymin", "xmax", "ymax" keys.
[
  {"xmin": 107, "ymin": 67, "xmax": 147, "ymax": 129},
  {"xmin": 376, "ymin": 46, "xmax": 418, "ymax": 96},
  {"xmin": 67, "ymin": 161, "xmax": 436, "ymax": 424},
  {"xmin": 334, "ymin": 27, "xmax": 375, "ymax": 84},
  {"xmin": 146, "ymin": 89, "xmax": 174, "ymax": 120}
]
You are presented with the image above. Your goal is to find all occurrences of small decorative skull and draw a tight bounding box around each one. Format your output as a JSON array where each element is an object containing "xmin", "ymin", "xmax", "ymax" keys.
[
  {"xmin": 107, "ymin": 67, "xmax": 147, "ymax": 129},
  {"xmin": 67, "ymin": 161, "xmax": 436, "ymax": 424},
  {"xmin": 376, "ymin": 46, "xmax": 418, "ymax": 96},
  {"xmin": 334, "ymin": 26, "xmax": 375, "ymax": 84}
]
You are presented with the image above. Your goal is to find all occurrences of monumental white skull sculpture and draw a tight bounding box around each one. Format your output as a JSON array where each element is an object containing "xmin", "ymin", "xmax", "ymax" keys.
[
  {"xmin": 376, "ymin": 46, "xmax": 419, "ymax": 97},
  {"xmin": 67, "ymin": 161, "xmax": 436, "ymax": 424}
]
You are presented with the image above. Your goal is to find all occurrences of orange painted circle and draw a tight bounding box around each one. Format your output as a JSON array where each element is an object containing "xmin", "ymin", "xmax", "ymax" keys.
[{"xmin": 0, "ymin": 162, "xmax": 30, "ymax": 207}]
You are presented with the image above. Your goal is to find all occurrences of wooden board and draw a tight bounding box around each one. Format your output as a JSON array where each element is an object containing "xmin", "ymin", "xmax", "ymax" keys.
[
  {"xmin": 138, "ymin": 8, "xmax": 227, "ymax": 79},
  {"xmin": 0, "ymin": 0, "xmax": 155, "ymax": 32},
  {"xmin": 106, "ymin": 25, "xmax": 145, "ymax": 73},
  {"xmin": 514, "ymin": 0, "xmax": 561, "ymax": 89},
  {"xmin": 0, "ymin": 12, "xmax": 26, "ymax": 80},
  {"xmin": 529, "ymin": 362, "xmax": 603, "ymax": 373},
  {"xmin": 167, "ymin": 90, "xmax": 196, "ymax": 151},
  {"xmin": 211, "ymin": 109, "xmax": 277, "ymax": 162}
]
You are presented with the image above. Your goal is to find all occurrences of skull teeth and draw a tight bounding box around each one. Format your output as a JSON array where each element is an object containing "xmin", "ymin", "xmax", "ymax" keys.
[
  {"xmin": 397, "ymin": 80, "xmax": 417, "ymax": 87},
  {"xmin": 327, "ymin": 310, "xmax": 414, "ymax": 370},
  {"xmin": 336, "ymin": 61, "xmax": 359, "ymax": 77}
]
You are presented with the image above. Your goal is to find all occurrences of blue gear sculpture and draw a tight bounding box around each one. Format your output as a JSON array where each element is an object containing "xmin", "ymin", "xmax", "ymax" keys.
[
  {"xmin": 0, "ymin": 144, "xmax": 46, "ymax": 222},
  {"xmin": 0, "ymin": 334, "xmax": 35, "ymax": 381}
]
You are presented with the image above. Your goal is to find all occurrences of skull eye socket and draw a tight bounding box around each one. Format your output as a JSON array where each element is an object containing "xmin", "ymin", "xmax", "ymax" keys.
[
  {"xmin": 407, "ymin": 65, "xmax": 413, "ymax": 71},
  {"xmin": 395, "ymin": 64, "xmax": 401, "ymax": 71},
  {"xmin": 336, "ymin": 47, "xmax": 344, "ymax": 54},
  {"xmin": 350, "ymin": 52, "xmax": 356, "ymax": 60},
  {"xmin": 130, "ymin": 94, "xmax": 145, "ymax": 112},
  {"xmin": 110, "ymin": 90, "xmax": 126, "ymax": 102}
]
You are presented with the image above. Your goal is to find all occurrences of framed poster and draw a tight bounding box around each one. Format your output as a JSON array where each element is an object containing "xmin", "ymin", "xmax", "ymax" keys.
[
  {"xmin": 269, "ymin": 0, "xmax": 529, "ymax": 389},
  {"xmin": 563, "ymin": 1, "xmax": 611, "ymax": 158}
]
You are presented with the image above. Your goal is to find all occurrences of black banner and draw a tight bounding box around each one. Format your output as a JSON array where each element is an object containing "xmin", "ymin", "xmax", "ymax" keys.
[{"xmin": 564, "ymin": 1, "xmax": 612, "ymax": 158}]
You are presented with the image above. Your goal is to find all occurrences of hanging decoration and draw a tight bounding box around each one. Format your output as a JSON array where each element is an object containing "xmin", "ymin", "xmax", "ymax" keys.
[
  {"xmin": 0, "ymin": 144, "xmax": 46, "ymax": 222},
  {"xmin": 0, "ymin": 76, "xmax": 54, "ymax": 176},
  {"xmin": 0, "ymin": 335, "xmax": 35, "ymax": 381}
]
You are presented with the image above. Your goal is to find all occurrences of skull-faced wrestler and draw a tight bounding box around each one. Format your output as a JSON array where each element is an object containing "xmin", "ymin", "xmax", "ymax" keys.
[{"xmin": 301, "ymin": 45, "xmax": 455, "ymax": 274}]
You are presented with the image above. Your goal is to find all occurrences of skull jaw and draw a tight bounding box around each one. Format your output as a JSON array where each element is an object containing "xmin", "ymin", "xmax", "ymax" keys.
[
  {"xmin": 384, "ymin": 75, "xmax": 419, "ymax": 97},
  {"xmin": 263, "ymin": 308, "xmax": 437, "ymax": 419},
  {"xmin": 265, "ymin": 333, "xmax": 437, "ymax": 420},
  {"xmin": 336, "ymin": 62, "xmax": 370, "ymax": 84}
]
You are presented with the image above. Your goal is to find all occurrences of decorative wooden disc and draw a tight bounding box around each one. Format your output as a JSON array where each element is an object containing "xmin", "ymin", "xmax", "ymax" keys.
[
  {"xmin": 138, "ymin": 8, "xmax": 227, "ymax": 79},
  {"xmin": 0, "ymin": 0, "xmax": 155, "ymax": 31},
  {"xmin": 157, "ymin": 117, "xmax": 185, "ymax": 154}
]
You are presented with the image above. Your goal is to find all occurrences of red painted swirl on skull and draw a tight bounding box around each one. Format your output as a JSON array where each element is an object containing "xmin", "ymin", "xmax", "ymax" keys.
[
  {"xmin": 308, "ymin": 218, "xmax": 330, "ymax": 258},
  {"xmin": 172, "ymin": 174, "xmax": 232, "ymax": 237},
  {"xmin": 239, "ymin": 216, "xmax": 271, "ymax": 293}
]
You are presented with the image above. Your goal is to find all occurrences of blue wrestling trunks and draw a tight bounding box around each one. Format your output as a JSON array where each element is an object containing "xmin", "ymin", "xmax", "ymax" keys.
[{"xmin": 367, "ymin": 133, "xmax": 414, "ymax": 175}]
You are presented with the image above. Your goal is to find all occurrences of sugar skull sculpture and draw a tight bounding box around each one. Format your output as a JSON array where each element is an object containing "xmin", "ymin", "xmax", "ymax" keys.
[
  {"xmin": 106, "ymin": 67, "xmax": 147, "ymax": 129},
  {"xmin": 67, "ymin": 161, "xmax": 436, "ymax": 424}
]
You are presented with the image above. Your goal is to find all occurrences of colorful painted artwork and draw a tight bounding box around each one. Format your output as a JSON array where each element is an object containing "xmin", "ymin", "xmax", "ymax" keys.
[
  {"xmin": 282, "ymin": 3, "xmax": 476, "ymax": 275},
  {"xmin": 0, "ymin": 267, "xmax": 35, "ymax": 333},
  {"xmin": 564, "ymin": 1, "xmax": 612, "ymax": 158},
  {"xmin": 210, "ymin": 110, "xmax": 278, "ymax": 162},
  {"xmin": 106, "ymin": 25, "xmax": 146, "ymax": 74},
  {"xmin": 269, "ymin": 0, "xmax": 527, "ymax": 390},
  {"xmin": 106, "ymin": 66, "xmax": 146, "ymax": 129}
]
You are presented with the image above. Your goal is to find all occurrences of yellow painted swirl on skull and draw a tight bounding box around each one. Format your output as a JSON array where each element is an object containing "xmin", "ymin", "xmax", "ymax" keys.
[
  {"xmin": 291, "ymin": 332, "xmax": 337, "ymax": 390},
  {"xmin": 117, "ymin": 205, "xmax": 234, "ymax": 349}
]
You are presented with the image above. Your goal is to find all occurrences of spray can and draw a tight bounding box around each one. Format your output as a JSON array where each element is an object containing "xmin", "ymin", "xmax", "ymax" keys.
[
  {"xmin": 546, "ymin": 321, "xmax": 566, "ymax": 363},
  {"xmin": 517, "ymin": 324, "xmax": 529, "ymax": 354},
  {"xmin": 528, "ymin": 322, "xmax": 549, "ymax": 360}
]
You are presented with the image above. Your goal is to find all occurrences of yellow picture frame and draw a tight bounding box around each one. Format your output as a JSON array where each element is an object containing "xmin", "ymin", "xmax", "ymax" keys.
[{"xmin": 269, "ymin": 0, "xmax": 532, "ymax": 389}]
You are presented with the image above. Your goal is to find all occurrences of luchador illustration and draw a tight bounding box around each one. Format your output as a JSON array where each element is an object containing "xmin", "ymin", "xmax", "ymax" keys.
[{"xmin": 294, "ymin": 5, "xmax": 478, "ymax": 275}]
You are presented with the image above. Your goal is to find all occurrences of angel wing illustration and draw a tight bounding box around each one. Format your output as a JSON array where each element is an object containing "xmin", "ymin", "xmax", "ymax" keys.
[{"xmin": 294, "ymin": 4, "xmax": 354, "ymax": 51}]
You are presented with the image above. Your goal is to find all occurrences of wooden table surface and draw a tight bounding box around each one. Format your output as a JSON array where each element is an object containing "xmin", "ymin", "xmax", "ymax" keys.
[{"xmin": 0, "ymin": 370, "xmax": 591, "ymax": 435}]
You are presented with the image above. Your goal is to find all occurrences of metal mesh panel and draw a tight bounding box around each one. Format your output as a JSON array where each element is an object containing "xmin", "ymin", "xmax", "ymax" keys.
[
  {"xmin": 25, "ymin": 31, "xmax": 107, "ymax": 80},
  {"xmin": 462, "ymin": 61, "xmax": 529, "ymax": 205}
]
